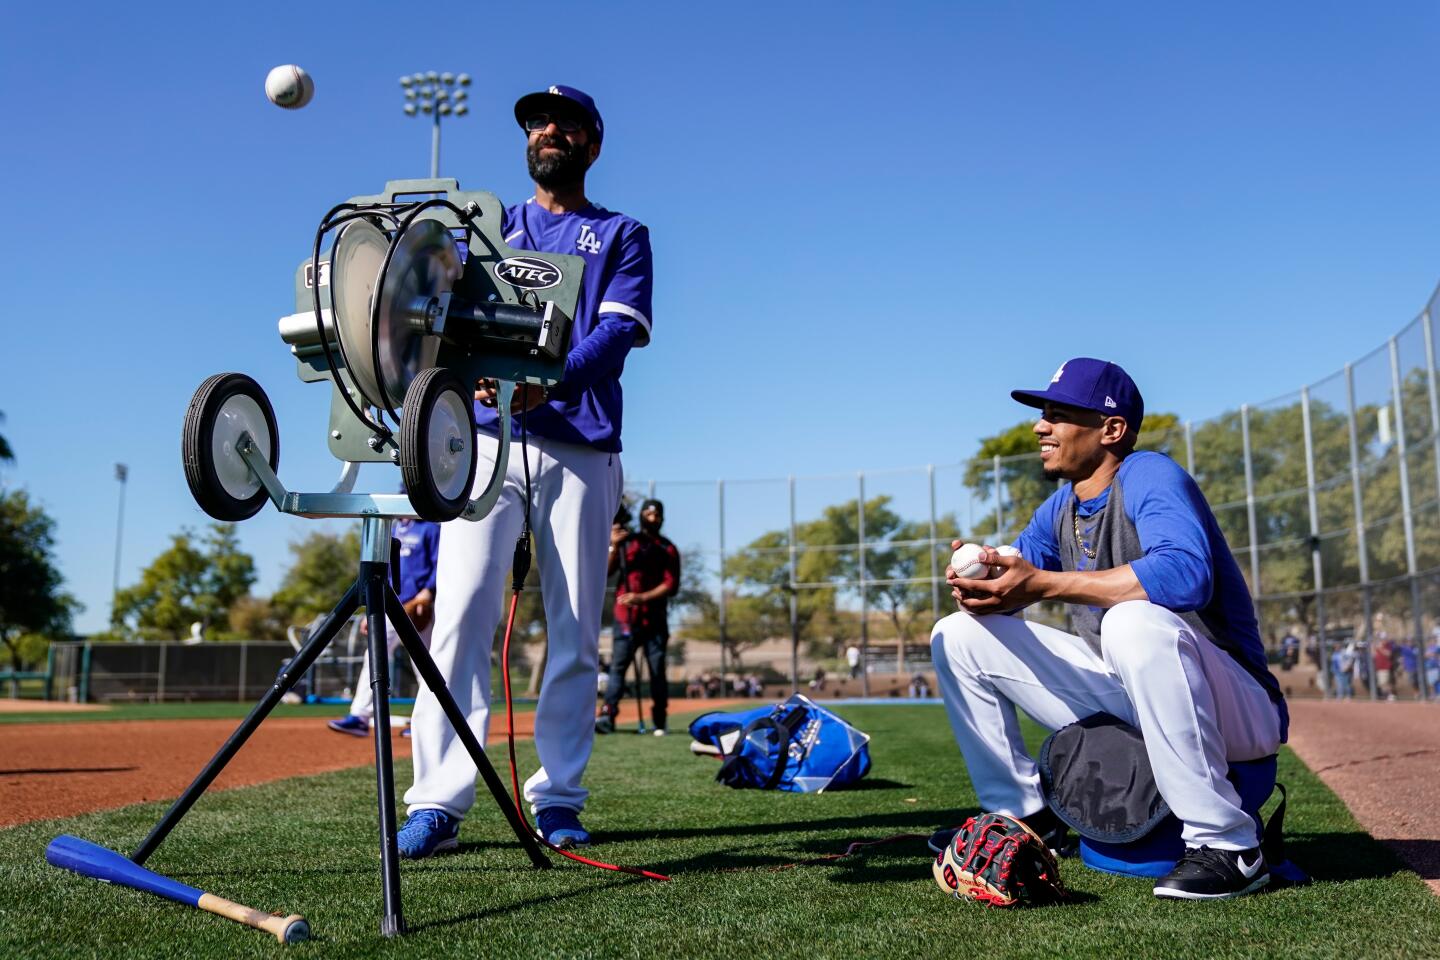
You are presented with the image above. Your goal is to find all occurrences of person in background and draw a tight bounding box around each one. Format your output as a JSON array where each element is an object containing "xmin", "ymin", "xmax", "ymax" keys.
[{"xmin": 597, "ymin": 499, "xmax": 680, "ymax": 735}]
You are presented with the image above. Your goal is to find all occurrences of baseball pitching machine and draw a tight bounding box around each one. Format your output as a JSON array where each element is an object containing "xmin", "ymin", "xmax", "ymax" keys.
[{"xmin": 75, "ymin": 180, "xmax": 583, "ymax": 938}]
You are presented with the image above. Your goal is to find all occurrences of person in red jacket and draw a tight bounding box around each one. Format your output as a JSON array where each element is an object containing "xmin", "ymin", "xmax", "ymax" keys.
[{"xmin": 597, "ymin": 500, "xmax": 680, "ymax": 735}]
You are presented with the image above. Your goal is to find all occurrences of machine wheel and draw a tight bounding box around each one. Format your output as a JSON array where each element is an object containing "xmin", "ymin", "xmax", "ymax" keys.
[
  {"xmin": 182, "ymin": 373, "xmax": 280, "ymax": 521},
  {"xmin": 400, "ymin": 367, "xmax": 477, "ymax": 521}
]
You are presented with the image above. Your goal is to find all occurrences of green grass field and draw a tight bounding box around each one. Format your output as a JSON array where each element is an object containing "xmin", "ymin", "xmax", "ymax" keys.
[{"xmin": 3, "ymin": 704, "xmax": 1437, "ymax": 959}]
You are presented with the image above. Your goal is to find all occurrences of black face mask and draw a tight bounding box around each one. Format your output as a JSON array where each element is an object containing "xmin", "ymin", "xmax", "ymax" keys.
[{"xmin": 526, "ymin": 133, "xmax": 593, "ymax": 188}]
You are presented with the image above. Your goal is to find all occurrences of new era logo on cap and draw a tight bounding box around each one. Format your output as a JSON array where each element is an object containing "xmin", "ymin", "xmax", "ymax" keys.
[{"xmin": 1011, "ymin": 358, "xmax": 1145, "ymax": 428}]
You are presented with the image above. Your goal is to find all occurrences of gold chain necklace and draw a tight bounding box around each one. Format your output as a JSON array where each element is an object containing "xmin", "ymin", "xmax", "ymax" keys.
[{"xmin": 1073, "ymin": 511, "xmax": 1097, "ymax": 560}]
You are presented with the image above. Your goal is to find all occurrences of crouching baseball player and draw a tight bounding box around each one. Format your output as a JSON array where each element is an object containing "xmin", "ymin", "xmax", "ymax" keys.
[
  {"xmin": 929, "ymin": 358, "xmax": 1288, "ymax": 900},
  {"xmin": 398, "ymin": 84, "xmax": 653, "ymax": 858}
]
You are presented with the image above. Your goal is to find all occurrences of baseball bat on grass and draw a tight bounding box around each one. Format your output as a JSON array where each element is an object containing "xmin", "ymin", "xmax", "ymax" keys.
[{"xmin": 45, "ymin": 834, "xmax": 309, "ymax": 944}]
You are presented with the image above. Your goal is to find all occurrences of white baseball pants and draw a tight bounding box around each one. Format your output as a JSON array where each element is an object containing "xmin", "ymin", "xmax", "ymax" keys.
[
  {"xmin": 348, "ymin": 620, "xmax": 432, "ymax": 720},
  {"xmin": 405, "ymin": 432, "xmax": 621, "ymax": 818},
  {"xmin": 930, "ymin": 600, "xmax": 1281, "ymax": 850}
]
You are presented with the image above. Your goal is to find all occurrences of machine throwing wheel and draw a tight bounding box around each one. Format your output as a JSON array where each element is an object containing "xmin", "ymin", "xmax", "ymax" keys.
[
  {"xmin": 400, "ymin": 367, "xmax": 477, "ymax": 521},
  {"xmin": 182, "ymin": 373, "xmax": 280, "ymax": 521},
  {"xmin": 331, "ymin": 217, "xmax": 459, "ymax": 412}
]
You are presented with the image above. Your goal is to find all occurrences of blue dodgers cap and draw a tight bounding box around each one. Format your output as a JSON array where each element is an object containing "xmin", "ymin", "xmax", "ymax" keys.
[
  {"xmin": 1011, "ymin": 358, "xmax": 1145, "ymax": 429},
  {"xmin": 514, "ymin": 84, "xmax": 604, "ymax": 143}
]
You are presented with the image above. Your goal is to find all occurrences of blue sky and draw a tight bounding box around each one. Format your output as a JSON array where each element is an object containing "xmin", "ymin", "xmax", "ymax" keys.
[{"xmin": 3, "ymin": 2, "xmax": 1439, "ymax": 632}]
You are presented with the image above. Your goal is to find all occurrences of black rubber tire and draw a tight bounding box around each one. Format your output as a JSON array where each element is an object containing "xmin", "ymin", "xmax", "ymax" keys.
[
  {"xmin": 181, "ymin": 373, "xmax": 280, "ymax": 522},
  {"xmin": 400, "ymin": 367, "xmax": 477, "ymax": 522}
]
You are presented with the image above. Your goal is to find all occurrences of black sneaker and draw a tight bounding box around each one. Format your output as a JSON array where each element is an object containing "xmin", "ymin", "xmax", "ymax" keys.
[
  {"xmin": 1154, "ymin": 845, "xmax": 1270, "ymax": 900},
  {"xmin": 594, "ymin": 715, "xmax": 615, "ymax": 735}
]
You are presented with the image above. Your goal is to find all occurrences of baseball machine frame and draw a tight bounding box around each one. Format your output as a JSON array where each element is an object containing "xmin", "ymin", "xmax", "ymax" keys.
[{"xmin": 48, "ymin": 179, "xmax": 586, "ymax": 939}]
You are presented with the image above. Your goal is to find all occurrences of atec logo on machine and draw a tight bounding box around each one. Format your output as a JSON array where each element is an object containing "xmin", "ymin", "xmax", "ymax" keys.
[{"xmin": 493, "ymin": 256, "xmax": 563, "ymax": 290}]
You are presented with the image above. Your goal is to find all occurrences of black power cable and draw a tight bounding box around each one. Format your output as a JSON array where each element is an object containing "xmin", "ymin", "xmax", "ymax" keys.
[{"xmin": 309, "ymin": 203, "xmax": 406, "ymax": 440}]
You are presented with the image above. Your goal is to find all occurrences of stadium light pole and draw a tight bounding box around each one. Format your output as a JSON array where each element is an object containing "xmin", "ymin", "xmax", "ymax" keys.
[
  {"xmin": 111, "ymin": 463, "xmax": 128, "ymax": 636},
  {"xmin": 400, "ymin": 71, "xmax": 471, "ymax": 178}
]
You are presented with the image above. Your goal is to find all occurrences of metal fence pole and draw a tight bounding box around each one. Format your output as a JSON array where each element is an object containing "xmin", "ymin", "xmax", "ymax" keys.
[
  {"xmin": 1184, "ymin": 420, "xmax": 1195, "ymax": 476},
  {"xmin": 1425, "ymin": 310, "xmax": 1440, "ymax": 699},
  {"xmin": 1345, "ymin": 363, "xmax": 1372, "ymax": 698},
  {"xmin": 992, "ymin": 455, "xmax": 1004, "ymax": 540},
  {"xmin": 717, "ymin": 480, "xmax": 727, "ymax": 686},
  {"xmin": 1301, "ymin": 386, "xmax": 1327, "ymax": 679},
  {"xmin": 237, "ymin": 641, "xmax": 248, "ymax": 702},
  {"xmin": 156, "ymin": 642, "xmax": 167, "ymax": 703},
  {"xmin": 858, "ymin": 473, "xmax": 869, "ymax": 698},
  {"xmin": 928, "ymin": 465, "xmax": 939, "ymax": 622},
  {"xmin": 1426, "ymin": 311, "xmax": 1440, "ymax": 525},
  {"xmin": 1240, "ymin": 405, "xmax": 1263, "ymax": 637},
  {"xmin": 79, "ymin": 642, "xmax": 92, "ymax": 703},
  {"xmin": 788, "ymin": 475, "xmax": 799, "ymax": 694},
  {"xmin": 1390, "ymin": 337, "xmax": 1427, "ymax": 701},
  {"xmin": 647, "ymin": 479, "xmax": 656, "ymax": 501}
]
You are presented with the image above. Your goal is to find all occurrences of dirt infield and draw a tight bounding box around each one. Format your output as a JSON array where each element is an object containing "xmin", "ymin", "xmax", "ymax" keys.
[
  {"xmin": 1284, "ymin": 700, "xmax": 1440, "ymax": 894},
  {"xmin": 0, "ymin": 698, "xmax": 740, "ymax": 829},
  {"xmin": 0, "ymin": 699, "xmax": 106, "ymax": 713}
]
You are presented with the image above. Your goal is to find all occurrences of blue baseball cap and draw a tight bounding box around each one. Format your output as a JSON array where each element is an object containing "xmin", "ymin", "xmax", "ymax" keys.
[
  {"xmin": 514, "ymin": 84, "xmax": 604, "ymax": 143},
  {"xmin": 1011, "ymin": 358, "xmax": 1145, "ymax": 429}
]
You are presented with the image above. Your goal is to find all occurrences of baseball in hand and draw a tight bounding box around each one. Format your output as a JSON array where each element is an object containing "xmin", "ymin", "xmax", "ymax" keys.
[
  {"xmin": 950, "ymin": 543, "xmax": 1021, "ymax": 579},
  {"xmin": 950, "ymin": 543, "xmax": 993, "ymax": 579},
  {"xmin": 265, "ymin": 65, "xmax": 314, "ymax": 109}
]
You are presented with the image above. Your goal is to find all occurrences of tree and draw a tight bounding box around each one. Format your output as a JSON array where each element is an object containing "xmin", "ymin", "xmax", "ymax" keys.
[
  {"xmin": 227, "ymin": 595, "xmax": 287, "ymax": 643},
  {"xmin": 0, "ymin": 410, "xmax": 13, "ymax": 465},
  {"xmin": 684, "ymin": 496, "xmax": 960, "ymax": 671},
  {"xmin": 113, "ymin": 523, "xmax": 255, "ymax": 640},
  {"xmin": 271, "ymin": 527, "xmax": 362, "ymax": 625},
  {"xmin": 1187, "ymin": 397, "xmax": 1358, "ymax": 638},
  {"xmin": 865, "ymin": 514, "xmax": 962, "ymax": 659},
  {"xmin": 0, "ymin": 490, "xmax": 80, "ymax": 670}
]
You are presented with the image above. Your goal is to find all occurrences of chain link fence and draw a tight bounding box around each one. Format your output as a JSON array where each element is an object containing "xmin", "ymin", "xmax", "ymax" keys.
[
  {"xmin": 47, "ymin": 621, "xmax": 430, "ymax": 704},
  {"xmin": 632, "ymin": 284, "xmax": 1440, "ymax": 702}
]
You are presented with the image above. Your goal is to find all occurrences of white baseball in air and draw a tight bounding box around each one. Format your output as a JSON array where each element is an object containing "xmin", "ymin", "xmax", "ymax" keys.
[
  {"xmin": 950, "ymin": 543, "xmax": 992, "ymax": 580},
  {"xmin": 265, "ymin": 65, "xmax": 314, "ymax": 109}
]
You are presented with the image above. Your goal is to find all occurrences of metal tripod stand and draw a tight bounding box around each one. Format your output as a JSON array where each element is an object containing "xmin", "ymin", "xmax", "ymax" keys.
[{"xmin": 128, "ymin": 514, "xmax": 548, "ymax": 937}]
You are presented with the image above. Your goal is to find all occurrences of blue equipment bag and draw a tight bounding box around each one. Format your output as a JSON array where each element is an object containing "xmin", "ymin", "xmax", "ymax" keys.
[
  {"xmin": 1037, "ymin": 713, "xmax": 1309, "ymax": 885},
  {"xmin": 688, "ymin": 694, "xmax": 871, "ymax": 793}
]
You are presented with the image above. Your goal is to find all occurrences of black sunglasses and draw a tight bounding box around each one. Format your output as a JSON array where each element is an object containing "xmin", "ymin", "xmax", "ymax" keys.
[{"xmin": 524, "ymin": 113, "xmax": 585, "ymax": 134}]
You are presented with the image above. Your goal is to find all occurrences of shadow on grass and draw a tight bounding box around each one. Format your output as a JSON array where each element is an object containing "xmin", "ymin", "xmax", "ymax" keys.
[
  {"xmin": 1282, "ymin": 830, "xmax": 1416, "ymax": 883},
  {"xmin": 602, "ymin": 806, "xmax": 962, "ymax": 846},
  {"xmin": 837, "ymin": 777, "xmax": 912, "ymax": 791},
  {"xmin": 407, "ymin": 877, "xmax": 636, "ymax": 933},
  {"xmin": 622, "ymin": 807, "xmax": 980, "ymax": 880}
]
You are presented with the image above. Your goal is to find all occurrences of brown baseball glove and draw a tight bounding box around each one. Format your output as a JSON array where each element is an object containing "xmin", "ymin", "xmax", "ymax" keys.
[{"xmin": 932, "ymin": 812, "xmax": 1067, "ymax": 907}]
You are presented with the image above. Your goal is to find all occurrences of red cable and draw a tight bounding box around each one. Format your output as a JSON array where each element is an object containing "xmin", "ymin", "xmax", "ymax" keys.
[{"xmin": 499, "ymin": 591, "xmax": 670, "ymax": 882}]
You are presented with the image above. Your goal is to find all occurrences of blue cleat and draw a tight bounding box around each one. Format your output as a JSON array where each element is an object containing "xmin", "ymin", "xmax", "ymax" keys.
[
  {"xmin": 327, "ymin": 715, "xmax": 370, "ymax": 737},
  {"xmin": 396, "ymin": 810, "xmax": 460, "ymax": 859},
  {"xmin": 536, "ymin": 807, "xmax": 591, "ymax": 849}
]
